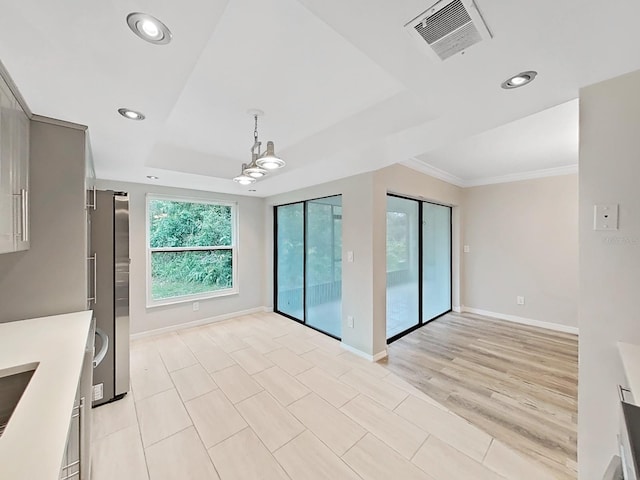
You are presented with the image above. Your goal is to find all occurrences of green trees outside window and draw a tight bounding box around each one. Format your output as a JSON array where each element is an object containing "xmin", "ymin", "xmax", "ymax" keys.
[{"xmin": 147, "ymin": 197, "xmax": 236, "ymax": 303}]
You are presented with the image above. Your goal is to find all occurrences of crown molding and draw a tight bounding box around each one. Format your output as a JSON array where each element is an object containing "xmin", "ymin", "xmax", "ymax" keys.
[
  {"xmin": 400, "ymin": 158, "xmax": 466, "ymax": 187},
  {"xmin": 31, "ymin": 114, "xmax": 88, "ymax": 131},
  {"xmin": 464, "ymin": 164, "xmax": 578, "ymax": 187},
  {"xmin": 401, "ymin": 158, "xmax": 578, "ymax": 188}
]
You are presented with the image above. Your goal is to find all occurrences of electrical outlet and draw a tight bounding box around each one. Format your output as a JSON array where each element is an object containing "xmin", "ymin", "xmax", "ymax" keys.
[
  {"xmin": 193, "ymin": 302, "xmax": 199, "ymax": 312},
  {"xmin": 93, "ymin": 383, "xmax": 104, "ymax": 401},
  {"xmin": 463, "ymin": 245, "xmax": 470, "ymax": 253},
  {"xmin": 516, "ymin": 296, "xmax": 525, "ymax": 305},
  {"xmin": 347, "ymin": 315, "xmax": 354, "ymax": 328}
]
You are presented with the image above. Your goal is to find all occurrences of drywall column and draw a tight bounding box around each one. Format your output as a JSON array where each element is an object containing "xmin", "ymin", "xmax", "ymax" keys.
[
  {"xmin": 341, "ymin": 173, "xmax": 378, "ymax": 356},
  {"xmin": 578, "ymin": 69, "xmax": 640, "ymax": 478},
  {"xmin": 370, "ymin": 172, "xmax": 388, "ymax": 357},
  {"xmin": 0, "ymin": 120, "xmax": 87, "ymax": 322}
]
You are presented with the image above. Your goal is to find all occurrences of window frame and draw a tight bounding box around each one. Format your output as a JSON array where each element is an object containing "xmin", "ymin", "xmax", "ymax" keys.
[{"xmin": 145, "ymin": 193, "xmax": 239, "ymax": 308}]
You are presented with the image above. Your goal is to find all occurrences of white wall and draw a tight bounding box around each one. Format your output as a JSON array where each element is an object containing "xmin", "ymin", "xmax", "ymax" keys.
[
  {"xmin": 578, "ymin": 69, "xmax": 640, "ymax": 479},
  {"xmin": 462, "ymin": 175, "xmax": 579, "ymax": 330},
  {"xmin": 264, "ymin": 164, "xmax": 463, "ymax": 358},
  {"xmin": 95, "ymin": 180, "xmax": 265, "ymax": 335},
  {"xmin": 0, "ymin": 120, "xmax": 87, "ymax": 322}
]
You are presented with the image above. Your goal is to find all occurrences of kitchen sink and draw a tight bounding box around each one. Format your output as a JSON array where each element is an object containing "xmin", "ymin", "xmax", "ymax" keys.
[{"xmin": 0, "ymin": 363, "xmax": 38, "ymax": 437}]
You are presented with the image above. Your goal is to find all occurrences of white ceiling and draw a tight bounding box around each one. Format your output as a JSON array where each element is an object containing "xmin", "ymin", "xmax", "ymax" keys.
[
  {"xmin": 1, "ymin": 0, "xmax": 639, "ymax": 196},
  {"xmin": 408, "ymin": 99, "xmax": 579, "ymax": 186}
]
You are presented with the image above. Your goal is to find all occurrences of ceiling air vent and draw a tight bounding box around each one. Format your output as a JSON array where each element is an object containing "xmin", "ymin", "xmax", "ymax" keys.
[{"xmin": 405, "ymin": 0, "xmax": 491, "ymax": 61}]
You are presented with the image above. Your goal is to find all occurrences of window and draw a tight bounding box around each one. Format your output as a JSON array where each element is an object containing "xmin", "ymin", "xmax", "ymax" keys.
[{"xmin": 146, "ymin": 195, "xmax": 238, "ymax": 306}]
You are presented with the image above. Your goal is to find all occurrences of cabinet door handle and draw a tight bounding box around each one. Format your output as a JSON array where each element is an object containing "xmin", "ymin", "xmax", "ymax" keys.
[
  {"xmin": 21, "ymin": 189, "xmax": 28, "ymax": 243},
  {"xmin": 59, "ymin": 461, "xmax": 80, "ymax": 479},
  {"xmin": 12, "ymin": 189, "xmax": 28, "ymax": 242},
  {"xmin": 86, "ymin": 186, "xmax": 96, "ymax": 210},
  {"xmin": 619, "ymin": 385, "xmax": 633, "ymax": 403},
  {"xmin": 78, "ymin": 397, "xmax": 85, "ymax": 480}
]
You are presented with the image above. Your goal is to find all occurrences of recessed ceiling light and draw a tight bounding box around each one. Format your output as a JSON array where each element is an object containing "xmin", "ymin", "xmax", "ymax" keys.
[
  {"xmin": 118, "ymin": 108, "xmax": 145, "ymax": 121},
  {"xmin": 127, "ymin": 13, "xmax": 172, "ymax": 45},
  {"xmin": 501, "ymin": 71, "xmax": 537, "ymax": 89},
  {"xmin": 146, "ymin": 175, "xmax": 159, "ymax": 180}
]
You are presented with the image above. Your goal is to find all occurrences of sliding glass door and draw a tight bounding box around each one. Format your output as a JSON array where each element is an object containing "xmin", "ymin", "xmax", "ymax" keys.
[
  {"xmin": 275, "ymin": 196, "xmax": 342, "ymax": 339},
  {"xmin": 423, "ymin": 203, "xmax": 452, "ymax": 321},
  {"xmin": 276, "ymin": 204, "xmax": 304, "ymax": 320},
  {"xmin": 386, "ymin": 194, "xmax": 452, "ymax": 342},
  {"xmin": 386, "ymin": 196, "xmax": 420, "ymax": 338}
]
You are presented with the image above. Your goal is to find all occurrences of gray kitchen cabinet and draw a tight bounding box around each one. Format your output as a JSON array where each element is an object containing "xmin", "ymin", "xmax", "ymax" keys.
[
  {"xmin": 60, "ymin": 388, "xmax": 83, "ymax": 480},
  {"xmin": 0, "ymin": 71, "xmax": 29, "ymax": 254},
  {"xmin": 60, "ymin": 321, "xmax": 94, "ymax": 480}
]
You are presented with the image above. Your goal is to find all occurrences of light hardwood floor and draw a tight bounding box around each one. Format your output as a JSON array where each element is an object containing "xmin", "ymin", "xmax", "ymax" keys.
[
  {"xmin": 91, "ymin": 312, "xmax": 558, "ymax": 480},
  {"xmin": 381, "ymin": 312, "xmax": 578, "ymax": 479}
]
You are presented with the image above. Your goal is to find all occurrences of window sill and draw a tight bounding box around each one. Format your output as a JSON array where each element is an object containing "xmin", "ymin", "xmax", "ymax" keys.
[{"xmin": 146, "ymin": 288, "xmax": 239, "ymax": 309}]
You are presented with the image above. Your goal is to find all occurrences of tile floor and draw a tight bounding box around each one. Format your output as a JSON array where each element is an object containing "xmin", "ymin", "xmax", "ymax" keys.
[{"xmin": 91, "ymin": 312, "xmax": 557, "ymax": 480}]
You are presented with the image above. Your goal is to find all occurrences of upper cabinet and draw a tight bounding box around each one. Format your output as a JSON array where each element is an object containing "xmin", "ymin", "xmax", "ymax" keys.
[{"xmin": 0, "ymin": 72, "xmax": 29, "ymax": 254}]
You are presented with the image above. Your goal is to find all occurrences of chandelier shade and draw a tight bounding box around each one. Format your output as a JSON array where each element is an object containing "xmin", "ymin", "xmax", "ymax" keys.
[
  {"xmin": 232, "ymin": 111, "xmax": 285, "ymax": 186},
  {"xmin": 255, "ymin": 141, "xmax": 286, "ymax": 170}
]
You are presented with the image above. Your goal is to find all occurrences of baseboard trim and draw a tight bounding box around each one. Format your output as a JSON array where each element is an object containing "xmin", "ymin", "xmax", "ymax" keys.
[
  {"xmin": 452, "ymin": 305, "xmax": 463, "ymax": 313},
  {"xmin": 462, "ymin": 307, "xmax": 579, "ymax": 335},
  {"xmin": 340, "ymin": 342, "xmax": 388, "ymax": 362},
  {"xmin": 130, "ymin": 306, "xmax": 269, "ymax": 340}
]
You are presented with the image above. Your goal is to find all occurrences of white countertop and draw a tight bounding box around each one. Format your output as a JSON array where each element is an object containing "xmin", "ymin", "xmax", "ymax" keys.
[
  {"xmin": 0, "ymin": 311, "xmax": 92, "ymax": 480},
  {"xmin": 619, "ymin": 342, "xmax": 640, "ymax": 402}
]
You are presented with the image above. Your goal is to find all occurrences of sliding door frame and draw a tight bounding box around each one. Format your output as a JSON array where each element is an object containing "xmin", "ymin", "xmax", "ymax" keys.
[
  {"xmin": 386, "ymin": 193, "xmax": 453, "ymax": 344},
  {"xmin": 274, "ymin": 195, "xmax": 342, "ymax": 340}
]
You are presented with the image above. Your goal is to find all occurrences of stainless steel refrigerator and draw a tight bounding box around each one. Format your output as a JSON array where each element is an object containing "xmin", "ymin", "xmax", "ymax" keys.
[{"xmin": 87, "ymin": 190, "xmax": 130, "ymax": 407}]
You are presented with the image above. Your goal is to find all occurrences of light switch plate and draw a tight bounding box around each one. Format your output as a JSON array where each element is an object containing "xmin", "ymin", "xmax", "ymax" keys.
[
  {"xmin": 347, "ymin": 251, "xmax": 354, "ymax": 263},
  {"xmin": 594, "ymin": 204, "xmax": 619, "ymax": 230}
]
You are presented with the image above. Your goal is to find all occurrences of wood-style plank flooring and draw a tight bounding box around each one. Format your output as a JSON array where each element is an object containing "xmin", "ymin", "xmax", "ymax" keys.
[
  {"xmin": 380, "ymin": 312, "xmax": 578, "ymax": 479},
  {"xmin": 92, "ymin": 312, "xmax": 558, "ymax": 480}
]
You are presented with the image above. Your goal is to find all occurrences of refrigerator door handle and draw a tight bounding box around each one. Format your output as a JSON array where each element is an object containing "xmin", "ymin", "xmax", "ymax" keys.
[
  {"xmin": 87, "ymin": 254, "xmax": 97, "ymax": 304},
  {"xmin": 93, "ymin": 328, "xmax": 109, "ymax": 368}
]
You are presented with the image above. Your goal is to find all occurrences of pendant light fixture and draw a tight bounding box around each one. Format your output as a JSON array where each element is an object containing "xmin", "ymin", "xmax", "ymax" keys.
[
  {"xmin": 232, "ymin": 167, "xmax": 256, "ymax": 185},
  {"xmin": 233, "ymin": 110, "xmax": 285, "ymax": 185}
]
